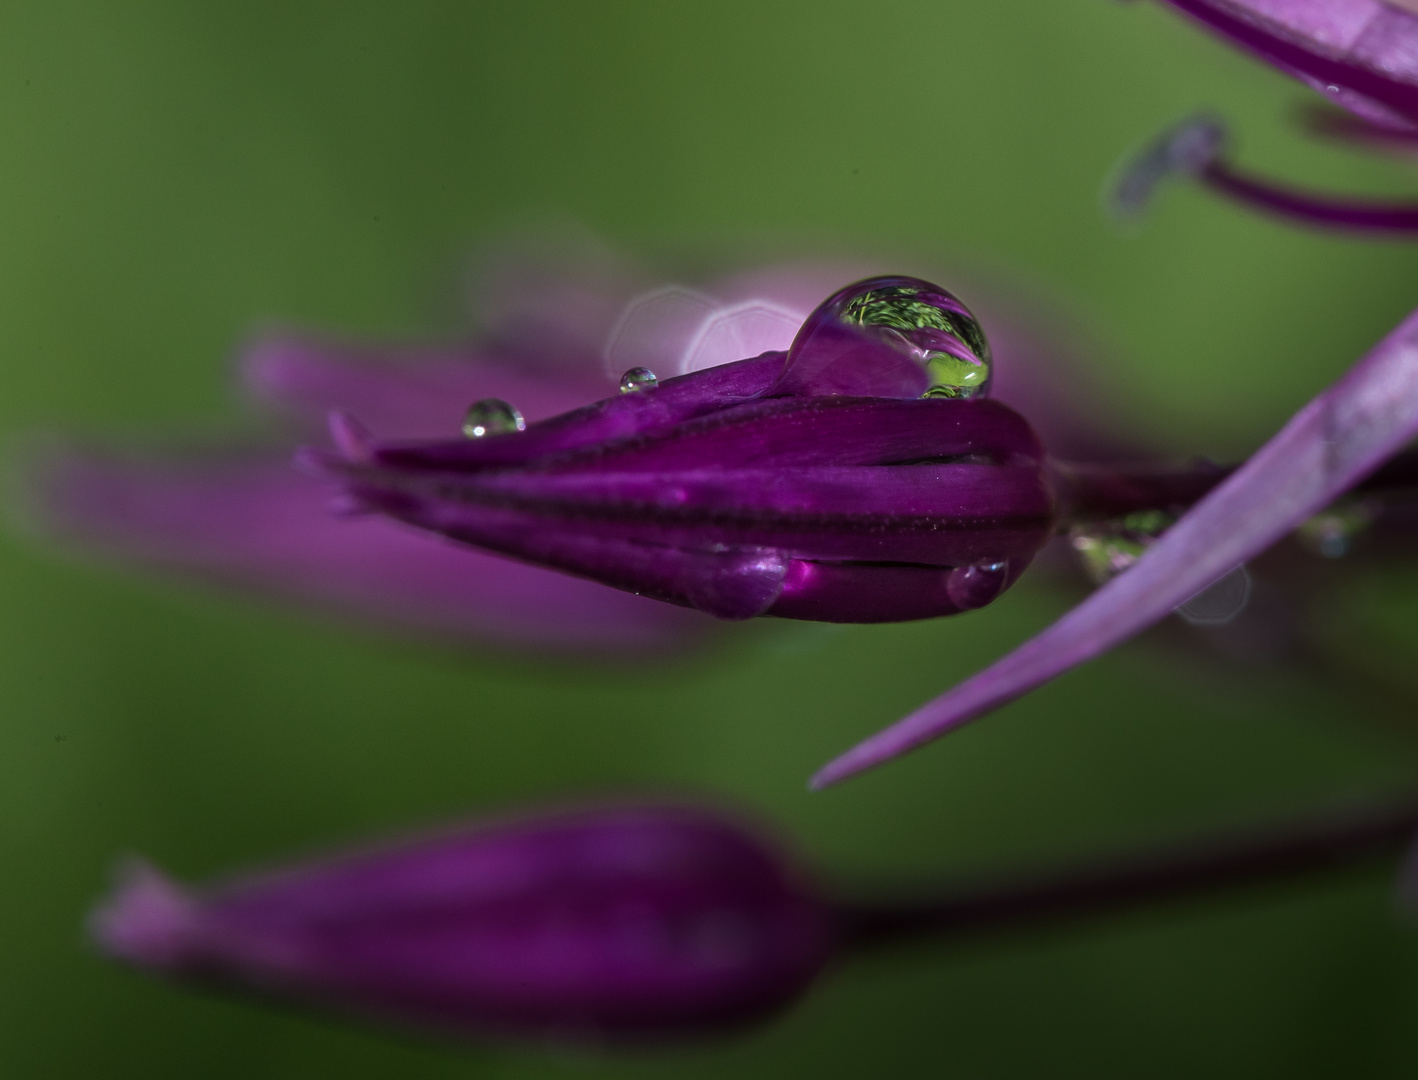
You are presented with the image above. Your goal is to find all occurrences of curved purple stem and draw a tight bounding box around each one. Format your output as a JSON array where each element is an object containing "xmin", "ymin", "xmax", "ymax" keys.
[
  {"xmin": 813, "ymin": 303, "xmax": 1418, "ymax": 788},
  {"xmin": 1200, "ymin": 159, "xmax": 1418, "ymax": 233}
]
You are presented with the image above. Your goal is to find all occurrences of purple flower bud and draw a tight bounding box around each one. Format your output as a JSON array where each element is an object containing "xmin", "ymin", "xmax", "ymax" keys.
[
  {"xmin": 313, "ymin": 278, "xmax": 1057, "ymax": 623},
  {"xmin": 90, "ymin": 804, "xmax": 835, "ymax": 1043}
]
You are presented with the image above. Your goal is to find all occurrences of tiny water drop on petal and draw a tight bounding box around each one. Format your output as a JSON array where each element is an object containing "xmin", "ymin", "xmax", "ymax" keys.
[
  {"xmin": 462, "ymin": 398, "xmax": 525, "ymax": 439},
  {"xmin": 946, "ymin": 559, "xmax": 1009, "ymax": 611},
  {"xmin": 618, "ymin": 366, "xmax": 658, "ymax": 393}
]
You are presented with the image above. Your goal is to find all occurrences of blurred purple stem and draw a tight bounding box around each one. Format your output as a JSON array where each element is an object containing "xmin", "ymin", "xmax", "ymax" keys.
[
  {"xmin": 1058, "ymin": 446, "xmax": 1418, "ymax": 520},
  {"xmin": 839, "ymin": 792, "xmax": 1418, "ymax": 949},
  {"xmin": 1200, "ymin": 159, "xmax": 1418, "ymax": 233}
]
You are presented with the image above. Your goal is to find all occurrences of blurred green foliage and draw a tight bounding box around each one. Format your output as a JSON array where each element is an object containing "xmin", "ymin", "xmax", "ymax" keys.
[{"xmin": 5, "ymin": 1, "xmax": 1418, "ymax": 1076}]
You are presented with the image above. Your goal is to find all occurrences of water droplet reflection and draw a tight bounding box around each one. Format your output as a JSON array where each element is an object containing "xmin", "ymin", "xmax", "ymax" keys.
[
  {"xmin": 462, "ymin": 398, "xmax": 525, "ymax": 439},
  {"xmin": 946, "ymin": 559, "xmax": 1009, "ymax": 610},
  {"xmin": 784, "ymin": 276, "xmax": 992, "ymax": 400},
  {"xmin": 618, "ymin": 366, "xmax": 658, "ymax": 393}
]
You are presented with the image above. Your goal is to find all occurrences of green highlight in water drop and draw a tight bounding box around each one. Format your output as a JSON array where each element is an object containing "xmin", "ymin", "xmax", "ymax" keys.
[
  {"xmin": 619, "ymin": 367, "xmax": 658, "ymax": 393},
  {"xmin": 462, "ymin": 398, "xmax": 525, "ymax": 439},
  {"xmin": 836, "ymin": 280, "xmax": 992, "ymax": 400}
]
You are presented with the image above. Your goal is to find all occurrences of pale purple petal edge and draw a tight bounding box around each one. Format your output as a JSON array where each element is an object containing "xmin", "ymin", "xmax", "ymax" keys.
[{"xmin": 812, "ymin": 303, "xmax": 1418, "ymax": 788}]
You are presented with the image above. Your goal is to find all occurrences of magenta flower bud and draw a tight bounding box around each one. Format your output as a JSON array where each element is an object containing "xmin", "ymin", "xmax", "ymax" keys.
[
  {"xmin": 89, "ymin": 804, "xmax": 835, "ymax": 1043},
  {"xmin": 313, "ymin": 278, "xmax": 1056, "ymax": 623}
]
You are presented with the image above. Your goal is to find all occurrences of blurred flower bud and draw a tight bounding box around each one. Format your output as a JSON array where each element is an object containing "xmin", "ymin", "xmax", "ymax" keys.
[{"xmin": 90, "ymin": 804, "xmax": 835, "ymax": 1044}]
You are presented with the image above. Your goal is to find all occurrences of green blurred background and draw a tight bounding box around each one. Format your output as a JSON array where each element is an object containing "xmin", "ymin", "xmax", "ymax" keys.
[{"xmin": 6, "ymin": 1, "xmax": 1418, "ymax": 1076}]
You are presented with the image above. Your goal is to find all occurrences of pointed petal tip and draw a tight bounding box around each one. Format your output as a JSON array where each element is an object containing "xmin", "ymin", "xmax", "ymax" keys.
[
  {"xmin": 291, "ymin": 445, "xmax": 341, "ymax": 477},
  {"xmin": 88, "ymin": 858, "xmax": 198, "ymax": 971},
  {"xmin": 1107, "ymin": 113, "xmax": 1228, "ymax": 221},
  {"xmin": 326, "ymin": 411, "xmax": 374, "ymax": 463},
  {"xmin": 806, "ymin": 770, "xmax": 835, "ymax": 792}
]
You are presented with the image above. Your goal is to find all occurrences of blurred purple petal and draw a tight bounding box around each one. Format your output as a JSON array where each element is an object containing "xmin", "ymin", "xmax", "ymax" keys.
[
  {"xmin": 91, "ymin": 803, "xmax": 834, "ymax": 1043},
  {"xmin": 1159, "ymin": 0, "xmax": 1418, "ymax": 128},
  {"xmin": 813, "ymin": 303, "xmax": 1418, "ymax": 787},
  {"xmin": 31, "ymin": 450, "xmax": 709, "ymax": 653}
]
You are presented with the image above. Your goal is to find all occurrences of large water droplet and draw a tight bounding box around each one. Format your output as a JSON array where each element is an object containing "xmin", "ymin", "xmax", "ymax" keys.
[
  {"xmin": 946, "ymin": 559, "xmax": 1008, "ymax": 611},
  {"xmin": 619, "ymin": 366, "xmax": 658, "ymax": 393},
  {"xmin": 778, "ymin": 276, "xmax": 992, "ymax": 399},
  {"xmin": 462, "ymin": 398, "xmax": 525, "ymax": 439}
]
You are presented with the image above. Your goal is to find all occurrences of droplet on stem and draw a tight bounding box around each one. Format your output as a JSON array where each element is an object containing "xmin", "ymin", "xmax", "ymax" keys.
[{"xmin": 462, "ymin": 399, "xmax": 525, "ymax": 439}]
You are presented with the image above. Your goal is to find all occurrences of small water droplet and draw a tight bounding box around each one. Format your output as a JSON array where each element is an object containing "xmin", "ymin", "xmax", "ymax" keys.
[
  {"xmin": 946, "ymin": 559, "xmax": 1009, "ymax": 610},
  {"xmin": 618, "ymin": 366, "xmax": 658, "ymax": 393},
  {"xmin": 462, "ymin": 399, "xmax": 525, "ymax": 439},
  {"xmin": 782, "ymin": 276, "xmax": 992, "ymax": 399}
]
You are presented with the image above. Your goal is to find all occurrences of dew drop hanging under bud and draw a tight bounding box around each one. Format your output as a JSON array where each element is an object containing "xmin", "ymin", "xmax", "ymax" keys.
[
  {"xmin": 776, "ymin": 275, "xmax": 992, "ymax": 400},
  {"xmin": 946, "ymin": 559, "xmax": 1009, "ymax": 611},
  {"xmin": 619, "ymin": 366, "xmax": 658, "ymax": 393},
  {"xmin": 462, "ymin": 399, "xmax": 525, "ymax": 439}
]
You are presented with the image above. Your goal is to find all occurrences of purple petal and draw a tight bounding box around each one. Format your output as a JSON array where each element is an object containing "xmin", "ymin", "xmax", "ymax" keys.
[
  {"xmin": 27, "ymin": 450, "xmax": 709, "ymax": 653},
  {"xmin": 90, "ymin": 804, "xmax": 835, "ymax": 1042},
  {"xmin": 347, "ymin": 463, "xmax": 1051, "ymax": 565},
  {"xmin": 812, "ymin": 303, "xmax": 1418, "ymax": 787},
  {"xmin": 1159, "ymin": 0, "xmax": 1418, "ymax": 127},
  {"xmin": 325, "ymin": 394, "xmax": 1054, "ymax": 622},
  {"xmin": 364, "ymin": 352, "xmax": 787, "ymax": 472},
  {"xmin": 374, "ymin": 393, "xmax": 1042, "ymax": 474}
]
